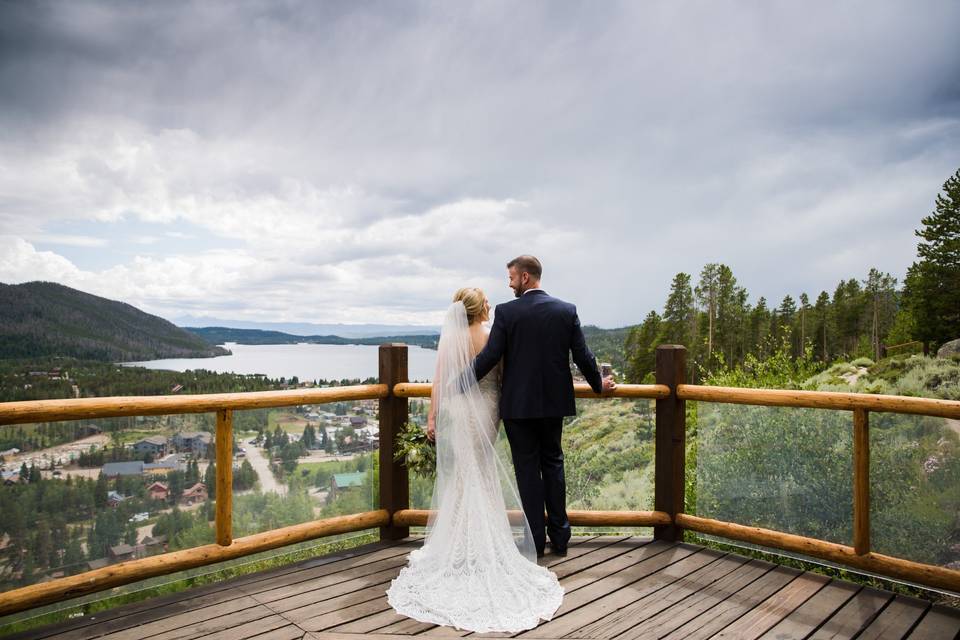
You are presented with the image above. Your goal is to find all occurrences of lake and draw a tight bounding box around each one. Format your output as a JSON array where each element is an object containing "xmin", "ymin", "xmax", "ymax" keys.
[{"xmin": 123, "ymin": 342, "xmax": 437, "ymax": 382}]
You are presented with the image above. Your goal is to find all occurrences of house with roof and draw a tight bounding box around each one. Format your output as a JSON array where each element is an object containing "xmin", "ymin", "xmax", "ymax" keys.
[
  {"xmin": 147, "ymin": 481, "xmax": 169, "ymax": 501},
  {"xmin": 180, "ymin": 482, "xmax": 208, "ymax": 506},
  {"xmin": 140, "ymin": 535, "xmax": 168, "ymax": 552},
  {"xmin": 329, "ymin": 471, "xmax": 367, "ymax": 501},
  {"xmin": 172, "ymin": 431, "xmax": 212, "ymax": 456},
  {"xmin": 107, "ymin": 491, "xmax": 129, "ymax": 507},
  {"xmin": 108, "ymin": 543, "xmax": 138, "ymax": 562},
  {"xmin": 133, "ymin": 436, "xmax": 168, "ymax": 458}
]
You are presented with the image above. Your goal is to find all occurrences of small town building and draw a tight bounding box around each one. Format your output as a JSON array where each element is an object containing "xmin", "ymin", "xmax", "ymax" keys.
[
  {"xmin": 107, "ymin": 491, "xmax": 128, "ymax": 507},
  {"xmin": 140, "ymin": 535, "xmax": 168, "ymax": 551},
  {"xmin": 330, "ymin": 472, "xmax": 367, "ymax": 500},
  {"xmin": 180, "ymin": 482, "xmax": 208, "ymax": 506},
  {"xmin": 109, "ymin": 543, "xmax": 136, "ymax": 562},
  {"xmin": 133, "ymin": 436, "xmax": 168, "ymax": 458},
  {"xmin": 172, "ymin": 432, "xmax": 212, "ymax": 456},
  {"xmin": 147, "ymin": 481, "xmax": 169, "ymax": 501}
]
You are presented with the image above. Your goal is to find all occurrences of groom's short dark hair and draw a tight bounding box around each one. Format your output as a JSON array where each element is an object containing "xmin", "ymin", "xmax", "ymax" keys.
[{"xmin": 507, "ymin": 255, "xmax": 542, "ymax": 279}]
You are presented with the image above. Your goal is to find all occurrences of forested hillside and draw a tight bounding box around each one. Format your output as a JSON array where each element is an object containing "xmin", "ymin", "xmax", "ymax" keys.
[{"xmin": 0, "ymin": 282, "xmax": 229, "ymax": 361}]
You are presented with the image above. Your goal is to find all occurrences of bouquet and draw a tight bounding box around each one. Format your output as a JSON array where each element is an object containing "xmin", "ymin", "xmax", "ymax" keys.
[{"xmin": 394, "ymin": 421, "xmax": 436, "ymax": 478}]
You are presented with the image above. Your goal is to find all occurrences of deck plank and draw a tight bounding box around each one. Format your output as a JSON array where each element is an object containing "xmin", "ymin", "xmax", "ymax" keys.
[
  {"xmin": 905, "ymin": 605, "xmax": 960, "ymax": 639},
  {"xmin": 755, "ymin": 579, "xmax": 860, "ymax": 640},
  {"xmin": 857, "ymin": 595, "xmax": 930, "ymax": 640},
  {"xmin": 519, "ymin": 544, "xmax": 704, "ymax": 638},
  {"xmin": 711, "ymin": 571, "xmax": 830, "ymax": 640},
  {"xmin": 570, "ymin": 551, "xmax": 748, "ymax": 639},
  {"xmin": 658, "ymin": 565, "xmax": 801, "ymax": 640},
  {"xmin": 619, "ymin": 558, "xmax": 777, "ymax": 640},
  {"xmin": 806, "ymin": 587, "xmax": 893, "ymax": 639}
]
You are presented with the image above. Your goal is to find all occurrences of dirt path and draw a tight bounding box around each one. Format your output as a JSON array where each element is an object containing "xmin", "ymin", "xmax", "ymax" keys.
[
  {"xmin": 244, "ymin": 444, "xmax": 286, "ymax": 496},
  {"xmin": 2, "ymin": 434, "xmax": 110, "ymax": 474}
]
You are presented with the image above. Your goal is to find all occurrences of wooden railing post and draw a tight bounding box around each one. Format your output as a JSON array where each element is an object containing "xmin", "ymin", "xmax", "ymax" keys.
[
  {"xmin": 215, "ymin": 408, "xmax": 233, "ymax": 546},
  {"xmin": 655, "ymin": 345, "xmax": 687, "ymax": 542},
  {"xmin": 853, "ymin": 408, "xmax": 870, "ymax": 555},
  {"xmin": 379, "ymin": 343, "xmax": 410, "ymax": 540}
]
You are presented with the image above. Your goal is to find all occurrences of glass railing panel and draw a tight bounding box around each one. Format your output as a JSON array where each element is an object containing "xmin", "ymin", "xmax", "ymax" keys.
[
  {"xmin": 694, "ymin": 402, "xmax": 854, "ymax": 546},
  {"xmin": 869, "ymin": 411, "xmax": 960, "ymax": 568},
  {"xmin": 565, "ymin": 398, "xmax": 656, "ymax": 536}
]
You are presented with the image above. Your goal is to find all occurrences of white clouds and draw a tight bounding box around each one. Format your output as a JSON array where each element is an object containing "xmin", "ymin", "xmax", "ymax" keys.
[
  {"xmin": 0, "ymin": 2, "xmax": 958, "ymax": 326},
  {"xmin": 0, "ymin": 237, "xmax": 85, "ymax": 283}
]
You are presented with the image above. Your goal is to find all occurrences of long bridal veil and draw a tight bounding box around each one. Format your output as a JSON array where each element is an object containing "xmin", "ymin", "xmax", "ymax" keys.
[
  {"xmin": 428, "ymin": 300, "xmax": 537, "ymax": 560},
  {"xmin": 386, "ymin": 301, "xmax": 563, "ymax": 633}
]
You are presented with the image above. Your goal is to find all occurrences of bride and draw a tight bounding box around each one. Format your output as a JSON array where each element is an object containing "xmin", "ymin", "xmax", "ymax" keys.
[{"xmin": 386, "ymin": 287, "xmax": 564, "ymax": 633}]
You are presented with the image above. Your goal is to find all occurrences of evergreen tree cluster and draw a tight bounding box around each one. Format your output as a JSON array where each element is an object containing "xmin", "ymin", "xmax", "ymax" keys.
[{"xmin": 624, "ymin": 169, "xmax": 960, "ymax": 381}]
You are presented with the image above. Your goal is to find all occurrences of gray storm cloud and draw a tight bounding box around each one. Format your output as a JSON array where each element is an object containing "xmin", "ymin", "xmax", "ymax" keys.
[{"xmin": 0, "ymin": 1, "xmax": 958, "ymax": 326}]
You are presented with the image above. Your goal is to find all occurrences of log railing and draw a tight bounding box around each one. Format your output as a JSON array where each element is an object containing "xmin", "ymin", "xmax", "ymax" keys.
[
  {"xmin": 1, "ymin": 343, "xmax": 959, "ymax": 617},
  {"xmin": 676, "ymin": 375, "xmax": 960, "ymax": 593}
]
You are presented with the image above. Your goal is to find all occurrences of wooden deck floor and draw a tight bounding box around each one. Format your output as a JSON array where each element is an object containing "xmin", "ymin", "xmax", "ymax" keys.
[{"xmin": 6, "ymin": 536, "xmax": 960, "ymax": 640}]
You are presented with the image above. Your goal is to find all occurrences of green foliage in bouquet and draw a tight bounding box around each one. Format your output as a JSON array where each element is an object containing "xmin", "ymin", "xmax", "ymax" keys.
[{"xmin": 394, "ymin": 421, "xmax": 436, "ymax": 478}]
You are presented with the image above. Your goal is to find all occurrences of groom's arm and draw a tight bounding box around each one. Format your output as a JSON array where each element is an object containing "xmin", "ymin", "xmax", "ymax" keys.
[
  {"xmin": 570, "ymin": 307, "xmax": 602, "ymax": 394},
  {"xmin": 474, "ymin": 307, "xmax": 506, "ymax": 381}
]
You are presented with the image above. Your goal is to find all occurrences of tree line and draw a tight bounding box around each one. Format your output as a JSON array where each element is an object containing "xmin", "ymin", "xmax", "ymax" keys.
[{"xmin": 624, "ymin": 168, "xmax": 960, "ymax": 381}]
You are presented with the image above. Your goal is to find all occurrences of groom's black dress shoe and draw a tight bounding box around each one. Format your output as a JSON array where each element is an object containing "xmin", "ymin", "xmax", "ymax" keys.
[{"xmin": 548, "ymin": 542, "xmax": 568, "ymax": 557}]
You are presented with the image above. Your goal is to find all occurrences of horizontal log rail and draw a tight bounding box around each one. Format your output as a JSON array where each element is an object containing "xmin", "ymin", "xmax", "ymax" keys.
[
  {"xmin": 392, "ymin": 382, "xmax": 671, "ymax": 399},
  {"xmin": 392, "ymin": 509, "xmax": 673, "ymax": 528},
  {"xmin": 0, "ymin": 509, "xmax": 390, "ymax": 618},
  {"xmin": 676, "ymin": 513, "xmax": 960, "ymax": 593},
  {"xmin": 0, "ymin": 384, "xmax": 389, "ymax": 426},
  {"xmin": 677, "ymin": 384, "xmax": 960, "ymax": 419}
]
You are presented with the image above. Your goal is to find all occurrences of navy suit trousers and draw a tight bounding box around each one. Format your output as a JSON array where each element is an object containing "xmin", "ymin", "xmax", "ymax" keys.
[{"xmin": 503, "ymin": 416, "xmax": 571, "ymax": 554}]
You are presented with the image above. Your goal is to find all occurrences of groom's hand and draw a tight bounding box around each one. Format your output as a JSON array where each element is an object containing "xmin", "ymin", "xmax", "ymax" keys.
[{"xmin": 601, "ymin": 375, "xmax": 617, "ymax": 395}]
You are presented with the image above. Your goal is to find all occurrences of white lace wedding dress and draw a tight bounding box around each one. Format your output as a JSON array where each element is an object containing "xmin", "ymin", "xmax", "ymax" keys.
[{"xmin": 386, "ymin": 302, "xmax": 564, "ymax": 633}]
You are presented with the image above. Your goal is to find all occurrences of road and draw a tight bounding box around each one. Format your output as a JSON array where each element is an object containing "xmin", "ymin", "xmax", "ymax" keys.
[{"xmin": 243, "ymin": 444, "xmax": 286, "ymax": 496}]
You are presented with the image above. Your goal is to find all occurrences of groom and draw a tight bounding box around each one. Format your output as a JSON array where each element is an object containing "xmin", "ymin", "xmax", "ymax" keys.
[{"xmin": 473, "ymin": 255, "xmax": 615, "ymax": 557}]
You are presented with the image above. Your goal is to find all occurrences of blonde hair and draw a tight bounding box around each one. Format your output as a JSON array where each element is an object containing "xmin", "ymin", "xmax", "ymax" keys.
[{"xmin": 453, "ymin": 287, "xmax": 488, "ymax": 324}]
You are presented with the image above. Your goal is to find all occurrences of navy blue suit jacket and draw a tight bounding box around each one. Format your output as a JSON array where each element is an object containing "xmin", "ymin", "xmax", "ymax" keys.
[{"xmin": 473, "ymin": 289, "xmax": 602, "ymax": 419}]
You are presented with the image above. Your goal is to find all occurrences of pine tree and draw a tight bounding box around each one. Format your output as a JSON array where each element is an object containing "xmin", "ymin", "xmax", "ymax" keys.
[
  {"xmin": 95, "ymin": 472, "xmax": 108, "ymax": 508},
  {"xmin": 204, "ymin": 461, "xmax": 216, "ymax": 500},
  {"xmin": 814, "ymin": 291, "xmax": 831, "ymax": 360},
  {"xmin": 695, "ymin": 264, "xmax": 722, "ymax": 361},
  {"xmin": 624, "ymin": 311, "xmax": 662, "ymax": 383},
  {"xmin": 903, "ymin": 168, "xmax": 960, "ymax": 350},
  {"xmin": 799, "ymin": 293, "xmax": 810, "ymax": 349},
  {"xmin": 863, "ymin": 268, "xmax": 898, "ymax": 360},
  {"xmin": 662, "ymin": 272, "xmax": 695, "ymax": 348}
]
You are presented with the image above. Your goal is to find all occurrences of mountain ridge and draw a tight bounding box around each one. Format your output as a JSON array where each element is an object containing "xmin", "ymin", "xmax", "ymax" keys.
[
  {"xmin": 186, "ymin": 326, "xmax": 440, "ymax": 349},
  {"xmin": 0, "ymin": 281, "xmax": 229, "ymax": 361}
]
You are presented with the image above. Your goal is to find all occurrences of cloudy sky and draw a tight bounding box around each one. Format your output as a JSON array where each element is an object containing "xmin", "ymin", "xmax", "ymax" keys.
[{"xmin": 1, "ymin": 1, "xmax": 958, "ymax": 328}]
